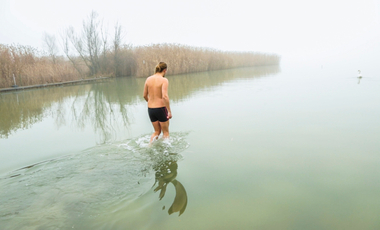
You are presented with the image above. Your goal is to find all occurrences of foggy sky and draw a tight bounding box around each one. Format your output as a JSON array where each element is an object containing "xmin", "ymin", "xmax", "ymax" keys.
[{"xmin": 1, "ymin": 0, "xmax": 379, "ymax": 68}]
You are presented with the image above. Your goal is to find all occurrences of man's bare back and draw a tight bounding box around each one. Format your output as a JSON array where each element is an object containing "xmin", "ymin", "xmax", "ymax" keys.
[{"xmin": 144, "ymin": 75, "xmax": 168, "ymax": 108}]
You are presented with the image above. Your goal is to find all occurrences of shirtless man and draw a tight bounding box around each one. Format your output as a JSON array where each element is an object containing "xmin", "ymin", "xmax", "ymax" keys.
[{"xmin": 143, "ymin": 62, "xmax": 172, "ymax": 143}]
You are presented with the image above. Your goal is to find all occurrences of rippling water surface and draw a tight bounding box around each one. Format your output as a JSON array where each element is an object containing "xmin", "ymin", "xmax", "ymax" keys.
[
  {"xmin": 1, "ymin": 65, "xmax": 380, "ymax": 229},
  {"xmin": 1, "ymin": 133, "xmax": 189, "ymax": 229}
]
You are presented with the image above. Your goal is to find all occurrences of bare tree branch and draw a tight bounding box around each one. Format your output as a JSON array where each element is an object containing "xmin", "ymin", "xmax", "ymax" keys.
[{"xmin": 43, "ymin": 33, "xmax": 58, "ymax": 64}]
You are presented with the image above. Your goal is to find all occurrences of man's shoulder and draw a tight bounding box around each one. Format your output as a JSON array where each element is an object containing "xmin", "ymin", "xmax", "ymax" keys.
[
  {"xmin": 146, "ymin": 75, "xmax": 168, "ymax": 84},
  {"xmin": 145, "ymin": 75, "xmax": 154, "ymax": 83}
]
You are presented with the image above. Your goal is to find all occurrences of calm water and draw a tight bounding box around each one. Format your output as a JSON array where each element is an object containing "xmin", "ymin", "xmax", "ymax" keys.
[{"xmin": 0, "ymin": 64, "xmax": 379, "ymax": 229}]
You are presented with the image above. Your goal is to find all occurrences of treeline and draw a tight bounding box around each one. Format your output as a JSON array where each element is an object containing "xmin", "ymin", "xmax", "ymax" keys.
[{"xmin": 0, "ymin": 11, "xmax": 280, "ymax": 89}]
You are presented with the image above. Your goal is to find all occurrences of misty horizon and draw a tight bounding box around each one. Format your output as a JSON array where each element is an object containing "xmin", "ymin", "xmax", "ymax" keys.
[{"xmin": 1, "ymin": 0, "xmax": 379, "ymax": 70}]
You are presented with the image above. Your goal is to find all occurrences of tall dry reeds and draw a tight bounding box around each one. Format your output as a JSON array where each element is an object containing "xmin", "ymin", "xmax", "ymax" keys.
[
  {"xmin": 0, "ymin": 44, "xmax": 82, "ymax": 88},
  {"xmin": 0, "ymin": 43, "xmax": 280, "ymax": 88},
  {"xmin": 131, "ymin": 44, "xmax": 280, "ymax": 77},
  {"xmin": 0, "ymin": 11, "xmax": 280, "ymax": 89}
]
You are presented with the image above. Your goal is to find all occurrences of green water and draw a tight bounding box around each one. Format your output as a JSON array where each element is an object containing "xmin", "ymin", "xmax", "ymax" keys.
[{"xmin": 0, "ymin": 65, "xmax": 379, "ymax": 229}]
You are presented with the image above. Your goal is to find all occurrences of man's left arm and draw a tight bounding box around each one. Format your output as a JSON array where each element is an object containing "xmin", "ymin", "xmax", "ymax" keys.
[{"xmin": 143, "ymin": 80, "xmax": 149, "ymax": 102}]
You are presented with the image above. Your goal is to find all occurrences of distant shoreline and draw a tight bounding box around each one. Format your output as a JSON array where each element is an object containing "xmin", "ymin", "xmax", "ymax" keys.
[
  {"xmin": 0, "ymin": 77, "xmax": 111, "ymax": 93},
  {"xmin": 1, "ymin": 43, "xmax": 280, "ymax": 89},
  {"xmin": 0, "ymin": 65, "xmax": 280, "ymax": 93}
]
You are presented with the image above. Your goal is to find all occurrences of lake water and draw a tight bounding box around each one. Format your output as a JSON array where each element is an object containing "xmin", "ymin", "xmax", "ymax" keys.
[{"xmin": 0, "ymin": 64, "xmax": 379, "ymax": 229}]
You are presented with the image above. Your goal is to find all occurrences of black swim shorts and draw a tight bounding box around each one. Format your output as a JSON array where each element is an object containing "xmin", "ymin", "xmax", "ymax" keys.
[{"xmin": 148, "ymin": 107, "xmax": 168, "ymax": 122}]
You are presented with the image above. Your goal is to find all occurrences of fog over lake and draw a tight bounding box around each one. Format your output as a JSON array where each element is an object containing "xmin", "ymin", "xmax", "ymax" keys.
[
  {"xmin": 1, "ymin": 0, "xmax": 380, "ymax": 66},
  {"xmin": 1, "ymin": 0, "xmax": 380, "ymax": 229}
]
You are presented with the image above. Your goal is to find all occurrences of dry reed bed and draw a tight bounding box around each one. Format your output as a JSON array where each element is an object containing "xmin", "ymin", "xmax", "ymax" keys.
[
  {"xmin": 131, "ymin": 44, "xmax": 280, "ymax": 77},
  {"xmin": 0, "ymin": 44, "xmax": 83, "ymax": 88},
  {"xmin": 0, "ymin": 43, "xmax": 280, "ymax": 88}
]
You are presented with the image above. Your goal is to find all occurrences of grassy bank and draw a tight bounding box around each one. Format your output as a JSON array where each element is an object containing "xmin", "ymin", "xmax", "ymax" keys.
[{"xmin": 0, "ymin": 43, "xmax": 280, "ymax": 89}]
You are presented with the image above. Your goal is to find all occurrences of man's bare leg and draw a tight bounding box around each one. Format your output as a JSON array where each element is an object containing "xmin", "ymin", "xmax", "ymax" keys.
[
  {"xmin": 160, "ymin": 120, "xmax": 170, "ymax": 139},
  {"xmin": 150, "ymin": 121, "xmax": 161, "ymax": 143}
]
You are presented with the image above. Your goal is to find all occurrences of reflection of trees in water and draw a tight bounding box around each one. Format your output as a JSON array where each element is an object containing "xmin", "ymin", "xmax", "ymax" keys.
[
  {"xmin": 69, "ymin": 80, "xmax": 140, "ymax": 142},
  {"xmin": 0, "ymin": 93, "xmax": 42, "ymax": 138},
  {"xmin": 0, "ymin": 80, "xmax": 139, "ymax": 142},
  {"xmin": 0, "ymin": 66, "xmax": 280, "ymax": 139},
  {"xmin": 0, "ymin": 86, "xmax": 90, "ymax": 138}
]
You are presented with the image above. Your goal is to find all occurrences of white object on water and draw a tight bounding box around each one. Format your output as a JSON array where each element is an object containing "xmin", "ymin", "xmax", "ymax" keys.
[{"xmin": 358, "ymin": 70, "xmax": 362, "ymax": 78}]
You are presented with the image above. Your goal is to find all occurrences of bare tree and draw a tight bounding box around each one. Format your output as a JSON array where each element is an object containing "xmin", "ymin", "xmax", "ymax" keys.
[
  {"xmin": 100, "ymin": 20, "xmax": 109, "ymax": 73},
  {"xmin": 60, "ymin": 28, "xmax": 85, "ymax": 77},
  {"xmin": 82, "ymin": 11, "xmax": 101, "ymax": 75},
  {"xmin": 62, "ymin": 11, "xmax": 108, "ymax": 77},
  {"xmin": 113, "ymin": 22, "xmax": 123, "ymax": 77},
  {"xmin": 43, "ymin": 33, "xmax": 58, "ymax": 64},
  {"xmin": 58, "ymin": 11, "xmax": 132, "ymax": 78}
]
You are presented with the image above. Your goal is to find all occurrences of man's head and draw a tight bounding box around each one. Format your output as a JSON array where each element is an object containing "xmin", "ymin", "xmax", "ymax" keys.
[{"xmin": 155, "ymin": 62, "xmax": 168, "ymax": 76}]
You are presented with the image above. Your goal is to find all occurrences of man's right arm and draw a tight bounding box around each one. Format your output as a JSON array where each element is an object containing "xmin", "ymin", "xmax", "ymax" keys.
[{"xmin": 162, "ymin": 79, "xmax": 172, "ymax": 119}]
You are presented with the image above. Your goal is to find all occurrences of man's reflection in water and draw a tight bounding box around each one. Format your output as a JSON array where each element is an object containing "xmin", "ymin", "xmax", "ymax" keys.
[{"xmin": 152, "ymin": 160, "xmax": 188, "ymax": 216}]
